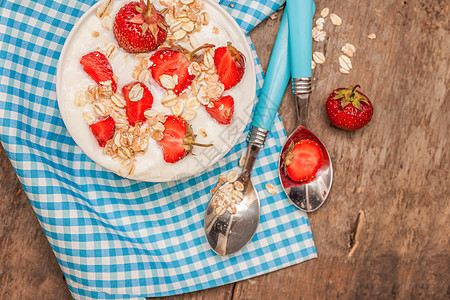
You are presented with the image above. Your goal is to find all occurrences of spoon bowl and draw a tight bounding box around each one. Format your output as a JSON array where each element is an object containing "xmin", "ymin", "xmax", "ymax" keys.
[
  {"xmin": 279, "ymin": 125, "xmax": 332, "ymax": 212},
  {"xmin": 204, "ymin": 165, "xmax": 260, "ymax": 256}
]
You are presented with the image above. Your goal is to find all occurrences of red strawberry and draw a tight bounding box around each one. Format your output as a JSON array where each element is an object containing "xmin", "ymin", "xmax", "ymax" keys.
[
  {"xmin": 150, "ymin": 44, "xmax": 213, "ymax": 95},
  {"xmin": 326, "ymin": 85, "xmax": 373, "ymax": 131},
  {"xmin": 113, "ymin": 0, "xmax": 167, "ymax": 53},
  {"xmin": 205, "ymin": 95, "xmax": 234, "ymax": 125},
  {"xmin": 158, "ymin": 116, "xmax": 212, "ymax": 163},
  {"xmin": 283, "ymin": 140, "xmax": 324, "ymax": 183},
  {"xmin": 80, "ymin": 51, "xmax": 117, "ymax": 92},
  {"xmin": 122, "ymin": 82, "xmax": 154, "ymax": 126},
  {"xmin": 89, "ymin": 116, "xmax": 116, "ymax": 147},
  {"xmin": 214, "ymin": 42, "xmax": 246, "ymax": 90}
]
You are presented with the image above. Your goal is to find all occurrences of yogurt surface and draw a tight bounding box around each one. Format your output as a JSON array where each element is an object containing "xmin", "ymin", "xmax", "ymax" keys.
[{"xmin": 57, "ymin": 0, "xmax": 256, "ymax": 182}]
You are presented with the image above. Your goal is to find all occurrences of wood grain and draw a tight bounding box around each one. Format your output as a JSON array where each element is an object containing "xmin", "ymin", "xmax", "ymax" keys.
[{"xmin": 1, "ymin": 0, "xmax": 449, "ymax": 298}]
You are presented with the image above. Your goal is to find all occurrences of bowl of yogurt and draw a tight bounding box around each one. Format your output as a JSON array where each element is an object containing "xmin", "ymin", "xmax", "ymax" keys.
[{"xmin": 56, "ymin": 0, "xmax": 256, "ymax": 182}]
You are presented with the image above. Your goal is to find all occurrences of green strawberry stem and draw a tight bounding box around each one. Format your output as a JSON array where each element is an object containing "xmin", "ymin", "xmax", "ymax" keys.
[
  {"xmin": 185, "ymin": 139, "xmax": 213, "ymax": 147},
  {"xmin": 336, "ymin": 85, "xmax": 369, "ymax": 111},
  {"xmin": 146, "ymin": 0, "xmax": 152, "ymax": 17},
  {"xmin": 186, "ymin": 44, "xmax": 215, "ymax": 60}
]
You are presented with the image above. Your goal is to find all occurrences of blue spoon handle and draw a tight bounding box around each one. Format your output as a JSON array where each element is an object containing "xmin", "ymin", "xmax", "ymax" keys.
[
  {"xmin": 287, "ymin": 0, "xmax": 315, "ymax": 79},
  {"xmin": 250, "ymin": 10, "xmax": 290, "ymax": 132}
]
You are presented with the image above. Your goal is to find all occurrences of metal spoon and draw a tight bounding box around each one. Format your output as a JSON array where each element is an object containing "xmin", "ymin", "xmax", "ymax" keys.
[
  {"xmin": 204, "ymin": 11, "xmax": 291, "ymax": 256},
  {"xmin": 279, "ymin": 0, "xmax": 333, "ymax": 212}
]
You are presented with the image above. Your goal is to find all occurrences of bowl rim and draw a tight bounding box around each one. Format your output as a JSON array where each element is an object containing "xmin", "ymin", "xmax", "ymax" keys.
[{"xmin": 56, "ymin": 0, "xmax": 256, "ymax": 182}]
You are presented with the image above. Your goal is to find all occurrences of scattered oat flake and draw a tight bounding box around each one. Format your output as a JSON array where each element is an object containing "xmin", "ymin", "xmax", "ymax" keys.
[
  {"xmin": 199, "ymin": 128, "xmax": 207, "ymax": 137},
  {"xmin": 339, "ymin": 68, "xmax": 350, "ymax": 75},
  {"xmin": 227, "ymin": 171, "xmax": 239, "ymax": 183},
  {"xmin": 321, "ymin": 7, "xmax": 330, "ymax": 18},
  {"xmin": 330, "ymin": 13, "xmax": 342, "ymax": 26},
  {"xmin": 128, "ymin": 164, "xmax": 136, "ymax": 175},
  {"xmin": 341, "ymin": 43, "xmax": 356, "ymax": 57},
  {"xmin": 160, "ymin": 74, "xmax": 176, "ymax": 90},
  {"xmin": 129, "ymin": 83, "xmax": 144, "ymax": 102},
  {"xmin": 316, "ymin": 17, "xmax": 325, "ymax": 26},
  {"xmin": 171, "ymin": 101, "xmax": 184, "ymax": 116},
  {"xmin": 181, "ymin": 109, "xmax": 196, "ymax": 121},
  {"xmin": 101, "ymin": 14, "xmax": 112, "ymax": 30},
  {"xmin": 229, "ymin": 3, "xmax": 235, "ymax": 8},
  {"xmin": 338, "ymin": 54, "xmax": 352, "ymax": 74},
  {"xmin": 312, "ymin": 27, "xmax": 326, "ymax": 42},
  {"xmin": 74, "ymin": 90, "xmax": 89, "ymax": 106},
  {"xmin": 368, "ymin": 33, "xmax": 377, "ymax": 39},
  {"xmin": 265, "ymin": 183, "xmax": 277, "ymax": 195},
  {"xmin": 234, "ymin": 181, "xmax": 244, "ymax": 192},
  {"xmin": 83, "ymin": 111, "xmax": 95, "ymax": 125},
  {"xmin": 269, "ymin": 11, "xmax": 277, "ymax": 20},
  {"xmin": 96, "ymin": 0, "xmax": 112, "ymax": 18},
  {"xmin": 239, "ymin": 154, "xmax": 246, "ymax": 168},
  {"xmin": 313, "ymin": 51, "xmax": 326, "ymax": 64},
  {"xmin": 92, "ymin": 31, "xmax": 99, "ymax": 37},
  {"xmin": 311, "ymin": 60, "xmax": 316, "ymax": 70}
]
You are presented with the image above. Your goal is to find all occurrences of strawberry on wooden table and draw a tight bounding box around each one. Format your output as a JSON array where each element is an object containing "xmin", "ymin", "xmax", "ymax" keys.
[
  {"xmin": 122, "ymin": 82, "xmax": 154, "ymax": 126},
  {"xmin": 283, "ymin": 139, "xmax": 324, "ymax": 183},
  {"xmin": 158, "ymin": 115, "xmax": 212, "ymax": 163},
  {"xmin": 113, "ymin": 0, "xmax": 167, "ymax": 53},
  {"xmin": 326, "ymin": 85, "xmax": 374, "ymax": 131},
  {"xmin": 205, "ymin": 95, "xmax": 234, "ymax": 125},
  {"xmin": 89, "ymin": 116, "xmax": 116, "ymax": 147},
  {"xmin": 80, "ymin": 51, "xmax": 117, "ymax": 92},
  {"xmin": 214, "ymin": 42, "xmax": 246, "ymax": 90},
  {"xmin": 150, "ymin": 44, "xmax": 214, "ymax": 95}
]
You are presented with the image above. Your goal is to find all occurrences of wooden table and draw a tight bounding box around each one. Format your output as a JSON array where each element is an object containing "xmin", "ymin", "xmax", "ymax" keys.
[{"xmin": 1, "ymin": 0, "xmax": 449, "ymax": 298}]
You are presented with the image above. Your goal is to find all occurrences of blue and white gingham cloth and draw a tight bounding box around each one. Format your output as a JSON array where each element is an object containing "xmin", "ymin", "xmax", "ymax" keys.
[{"xmin": 0, "ymin": 0, "xmax": 317, "ymax": 299}]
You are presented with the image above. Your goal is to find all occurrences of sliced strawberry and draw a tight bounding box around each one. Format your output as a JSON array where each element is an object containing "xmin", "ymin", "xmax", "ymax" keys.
[
  {"xmin": 284, "ymin": 139, "xmax": 324, "ymax": 182},
  {"xmin": 158, "ymin": 116, "xmax": 212, "ymax": 163},
  {"xmin": 122, "ymin": 82, "xmax": 154, "ymax": 126},
  {"xmin": 150, "ymin": 49, "xmax": 193, "ymax": 95},
  {"xmin": 205, "ymin": 95, "xmax": 234, "ymax": 125},
  {"xmin": 89, "ymin": 116, "xmax": 115, "ymax": 147},
  {"xmin": 80, "ymin": 51, "xmax": 117, "ymax": 92},
  {"xmin": 150, "ymin": 44, "xmax": 214, "ymax": 95},
  {"xmin": 214, "ymin": 42, "xmax": 245, "ymax": 90}
]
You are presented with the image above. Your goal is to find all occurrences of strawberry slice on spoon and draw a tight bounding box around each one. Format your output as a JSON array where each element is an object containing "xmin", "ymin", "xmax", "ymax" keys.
[{"xmin": 283, "ymin": 139, "xmax": 324, "ymax": 183}]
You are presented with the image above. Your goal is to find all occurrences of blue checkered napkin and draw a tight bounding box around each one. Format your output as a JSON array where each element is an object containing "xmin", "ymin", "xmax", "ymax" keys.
[{"xmin": 0, "ymin": 0, "xmax": 317, "ymax": 299}]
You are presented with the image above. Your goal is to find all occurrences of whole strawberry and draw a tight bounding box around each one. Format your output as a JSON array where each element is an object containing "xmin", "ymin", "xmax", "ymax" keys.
[
  {"xmin": 326, "ymin": 85, "xmax": 373, "ymax": 130},
  {"xmin": 113, "ymin": 0, "xmax": 167, "ymax": 53}
]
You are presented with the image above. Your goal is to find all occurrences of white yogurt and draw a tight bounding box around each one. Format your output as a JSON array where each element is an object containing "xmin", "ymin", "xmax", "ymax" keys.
[{"xmin": 57, "ymin": 0, "xmax": 256, "ymax": 182}]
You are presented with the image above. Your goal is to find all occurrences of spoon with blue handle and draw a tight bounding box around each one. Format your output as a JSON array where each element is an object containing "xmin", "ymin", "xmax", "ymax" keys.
[
  {"xmin": 279, "ymin": 0, "xmax": 333, "ymax": 212},
  {"xmin": 204, "ymin": 10, "xmax": 291, "ymax": 256}
]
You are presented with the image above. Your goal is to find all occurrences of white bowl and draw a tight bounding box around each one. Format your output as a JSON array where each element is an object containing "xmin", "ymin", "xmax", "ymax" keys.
[{"xmin": 56, "ymin": 0, "xmax": 256, "ymax": 182}]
